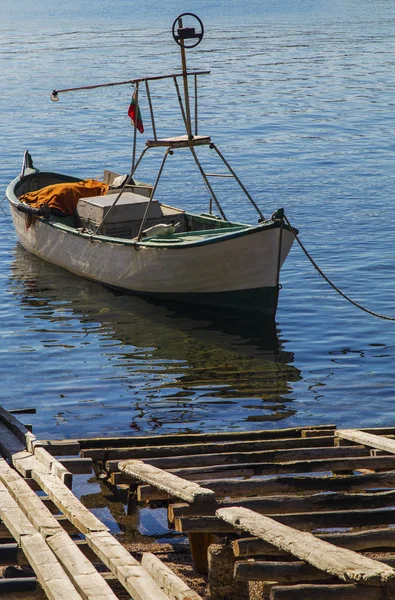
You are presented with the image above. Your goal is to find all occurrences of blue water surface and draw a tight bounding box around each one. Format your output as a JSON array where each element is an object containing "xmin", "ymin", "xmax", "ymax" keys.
[{"xmin": 2, "ymin": 0, "xmax": 395, "ymax": 439}]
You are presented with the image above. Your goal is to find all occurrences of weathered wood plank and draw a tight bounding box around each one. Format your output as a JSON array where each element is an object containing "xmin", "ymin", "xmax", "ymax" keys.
[
  {"xmin": 105, "ymin": 445, "xmax": 369, "ymax": 472},
  {"xmin": 234, "ymin": 559, "xmax": 340, "ymax": 582},
  {"xmin": 77, "ymin": 424, "xmax": 336, "ymax": 449},
  {"xmin": 176, "ymin": 505, "xmax": 395, "ymax": 533},
  {"xmin": 0, "ymin": 459, "xmax": 117, "ymax": 600},
  {"xmin": 233, "ymin": 528, "xmax": 395, "ymax": 557},
  {"xmin": 33, "ymin": 439, "xmax": 81, "ymax": 456},
  {"xmin": 118, "ymin": 460, "xmax": 216, "ymax": 504},
  {"xmin": 165, "ymin": 455, "xmax": 395, "ymax": 481},
  {"xmin": 0, "ymin": 482, "xmax": 82, "ymax": 600},
  {"xmin": 141, "ymin": 551, "xmax": 203, "ymax": 599},
  {"xmin": 0, "ymin": 577, "xmax": 37, "ymax": 593},
  {"xmin": 86, "ymin": 530, "xmax": 170, "ymax": 600},
  {"xmin": 32, "ymin": 467, "xmax": 108, "ymax": 535},
  {"xmin": 337, "ymin": 429, "xmax": 395, "ymax": 454},
  {"xmin": 137, "ymin": 470, "xmax": 395, "ymax": 501},
  {"xmin": 269, "ymin": 584, "xmax": 383, "ymax": 600},
  {"xmin": 217, "ymin": 507, "xmax": 395, "ymax": 585},
  {"xmin": 34, "ymin": 446, "xmax": 73, "ymax": 488},
  {"xmin": 87, "ymin": 435, "xmax": 339, "ymax": 462},
  {"xmin": 0, "ymin": 405, "xmax": 34, "ymax": 448},
  {"xmin": 169, "ymin": 489, "xmax": 395, "ymax": 520}
]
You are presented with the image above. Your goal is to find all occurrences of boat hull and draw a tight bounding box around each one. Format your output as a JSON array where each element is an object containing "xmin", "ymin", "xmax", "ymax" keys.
[{"xmin": 8, "ymin": 180, "xmax": 294, "ymax": 318}]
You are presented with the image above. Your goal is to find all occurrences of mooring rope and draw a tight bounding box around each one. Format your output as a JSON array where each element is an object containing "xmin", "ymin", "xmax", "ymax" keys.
[{"xmin": 283, "ymin": 213, "xmax": 395, "ymax": 321}]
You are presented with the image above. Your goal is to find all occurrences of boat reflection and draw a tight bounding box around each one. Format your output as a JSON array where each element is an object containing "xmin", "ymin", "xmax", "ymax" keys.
[{"xmin": 9, "ymin": 244, "xmax": 301, "ymax": 435}]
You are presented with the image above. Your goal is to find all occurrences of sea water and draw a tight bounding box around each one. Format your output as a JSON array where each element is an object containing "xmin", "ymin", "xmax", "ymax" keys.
[{"xmin": 1, "ymin": 0, "xmax": 395, "ymax": 440}]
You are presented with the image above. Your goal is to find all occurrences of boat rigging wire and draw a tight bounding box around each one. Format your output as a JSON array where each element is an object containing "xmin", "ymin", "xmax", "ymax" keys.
[{"xmin": 283, "ymin": 213, "xmax": 395, "ymax": 321}]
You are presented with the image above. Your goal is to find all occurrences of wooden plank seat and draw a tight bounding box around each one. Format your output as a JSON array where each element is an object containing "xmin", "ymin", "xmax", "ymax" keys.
[{"xmin": 146, "ymin": 134, "xmax": 211, "ymax": 148}]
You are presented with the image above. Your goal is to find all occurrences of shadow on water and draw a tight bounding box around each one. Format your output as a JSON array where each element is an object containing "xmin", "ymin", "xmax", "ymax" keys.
[{"xmin": 8, "ymin": 244, "xmax": 301, "ymax": 436}]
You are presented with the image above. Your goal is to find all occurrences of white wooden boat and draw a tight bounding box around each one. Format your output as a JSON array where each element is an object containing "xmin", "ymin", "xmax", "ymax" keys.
[{"xmin": 6, "ymin": 14, "xmax": 296, "ymax": 318}]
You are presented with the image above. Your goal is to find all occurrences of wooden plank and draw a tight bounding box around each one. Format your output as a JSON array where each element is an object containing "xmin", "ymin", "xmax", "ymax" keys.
[
  {"xmin": 0, "ymin": 482, "xmax": 82, "ymax": 600},
  {"xmin": 89, "ymin": 435, "xmax": 338, "ymax": 462},
  {"xmin": 137, "ymin": 470, "xmax": 395, "ymax": 501},
  {"xmin": 34, "ymin": 446, "xmax": 73, "ymax": 488},
  {"xmin": 0, "ymin": 421, "xmax": 27, "ymax": 458},
  {"xmin": 337, "ymin": 430, "xmax": 395, "ymax": 454},
  {"xmin": 58, "ymin": 458, "xmax": 92, "ymax": 474},
  {"xmin": 32, "ymin": 467, "xmax": 108, "ymax": 535},
  {"xmin": 217, "ymin": 507, "xmax": 395, "ymax": 585},
  {"xmin": 0, "ymin": 578, "xmax": 37, "ymax": 593},
  {"xmin": 269, "ymin": 584, "xmax": 383, "ymax": 600},
  {"xmin": 118, "ymin": 460, "xmax": 216, "ymax": 504},
  {"xmin": 33, "ymin": 439, "xmax": 81, "ymax": 456},
  {"xmin": 164, "ymin": 455, "xmax": 395, "ymax": 481},
  {"xmin": 233, "ymin": 528, "xmax": 395, "ymax": 557},
  {"xmin": 169, "ymin": 489, "xmax": 395, "ymax": 520},
  {"xmin": 77, "ymin": 424, "xmax": 336, "ymax": 449},
  {"xmin": 176, "ymin": 506, "xmax": 395, "ymax": 533},
  {"xmin": 0, "ymin": 405, "xmax": 34, "ymax": 447},
  {"xmin": 0, "ymin": 460, "xmax": 118, "ymax": 600},
  {"xmin": 86, "ymin": 530, "xmax": 170, "ymax": 600},
  {"xmin": 234, "ymin": 559, "xmax": 340, "ymax": 582},
  {"xmin": 105, "ymin": 445, "xmax": 370, "ymax": 471},
  {"xmin": 141, "ymin": 551, "xmax": 203, "ymax": 599}
]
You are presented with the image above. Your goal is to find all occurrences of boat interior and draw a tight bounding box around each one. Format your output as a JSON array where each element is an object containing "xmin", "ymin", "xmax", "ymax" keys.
[{"xmin": 14, "ymin": 170, "xmax": 247, "ymax": 240}]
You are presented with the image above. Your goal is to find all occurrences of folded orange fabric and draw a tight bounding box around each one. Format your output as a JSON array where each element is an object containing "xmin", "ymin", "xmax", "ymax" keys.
[{"xmin": 20, "ymin": 179, "xmax": 109, "ymax": 216}]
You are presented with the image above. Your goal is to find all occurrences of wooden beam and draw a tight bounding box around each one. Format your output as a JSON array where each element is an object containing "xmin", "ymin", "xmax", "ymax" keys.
[
  {"xmin": 337, "ymin": 430, "xmax": 395, "ymax": 454},
  {"xmin": 31, "ymin": 467, "xmax": 108, "ymax": 535},
  {"xmin": 233, "ymin": 528, "xmax": 395, "ymax": 557},
  {"xmin": 217, "ymin": 507, "xmax": 395, "ymax": 586},
  {"xmin": 77, "ymin": 424, "xmax": 336, "ymax": 449},
  {"xmin": 86, "ymin": 435, "xmax": 338, "ymax": 462},
  {"xmin": 137, "ymin": 470, "xmax": 395, "ymax": 502},
  {"xmin": 177, "ymin": 506, "xmax": 395, "ymax": 533},
  {"xmin": 0, "ymin": 578, "xmax": 37, "ymax": 593},
  {"xmin": 234, "ymin": 559, "xmax": 340, "ymax": 582},
  {"xmin": 0, "ymin": 459, "xmax": 118, "ymax": 600},
  {"xmin": 118, "ymin": 460, "xmax": 216, "ymax": 504},
  {"xmin": 169, "ymin": 489, "xmax": 395, "ymax": 520},
  {"xmin": 0, "ymin": 405, "xmax": 35, "ymax": 449},
  {"xmin": 106, "ymin": 445, "xmax": 370, "ymax": 472},
  {"xmin": 33, "ymin": 439, "xmax": 81, "ymax": 456},
  {"xmin": 164, "ymin": 455, "xmax": 395, "ymax": 481},
  {"xmin": 141, "ymin": 551, "xmax": 203, "ymax": 599},
  {"xmin": 85, "ymin": 530, "xmax": 170, "ymax": 600},
  {"xmin": 269, "ymin": 584, "xmax": 383, "ymax": 600},
  {"xmin": 0, "ymin": 482, "xmax": 83, "ymax": 600}
]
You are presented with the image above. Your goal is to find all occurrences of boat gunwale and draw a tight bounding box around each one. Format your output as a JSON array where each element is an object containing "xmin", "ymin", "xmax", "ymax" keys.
[{"xmin": 7, "ymin": 171, "xmax": 293, "ymax": 250}]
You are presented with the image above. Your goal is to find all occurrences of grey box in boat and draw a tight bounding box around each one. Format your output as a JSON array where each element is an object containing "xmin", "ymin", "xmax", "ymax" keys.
[{"xmin": 76, "ymin": 192, "xmax": 185, "ymax": 237}]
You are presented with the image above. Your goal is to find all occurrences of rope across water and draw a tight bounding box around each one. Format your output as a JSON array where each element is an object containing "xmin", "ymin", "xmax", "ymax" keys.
[{"xmin": 283, "ymin": 213, "xmax": 395, "ymax": 321}]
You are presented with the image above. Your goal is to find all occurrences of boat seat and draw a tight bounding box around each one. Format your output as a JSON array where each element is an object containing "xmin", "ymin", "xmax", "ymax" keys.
[{"xmin": 146, "ymin": 135, "xmax": 211, "ymax": 148}]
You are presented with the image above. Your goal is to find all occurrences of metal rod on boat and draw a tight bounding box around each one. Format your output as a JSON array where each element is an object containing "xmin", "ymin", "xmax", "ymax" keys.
[
  {"xmin": 145, "ymin": 80, "xmax": 157, "ymax": 141},
  {"xmin": 173, "ymin": 77, "xmax": 191, "ymax": 134},
  {"xmin": 194, "ymin": 73, "xmax": 198, "ymax": 136},
  {"xmin": 178, "ymin": 16, "xmax": 193, "ymax": 139},
  {"xmin": 210, "ymin": 143, "xmax": 265, "ymax": 221},
  {"xmin": 130, "ymin": 146, "xmax": 149, "ymax": 177},
  {"xmin": 173, "ymin": 77, "xmax": 226, "ymax": 219},
  {"xmin": 137, "ymin": 149, "xmax": 172, "ymax": 241},
  {"xmin": 50, "ymin": 71, "xmax": 210, "ymax": 101}
]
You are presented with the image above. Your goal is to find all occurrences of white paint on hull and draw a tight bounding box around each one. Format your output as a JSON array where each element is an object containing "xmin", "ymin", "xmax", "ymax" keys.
[{"xmin": 10, "ymin": 205, "xmax": 294, "ymax": 295}]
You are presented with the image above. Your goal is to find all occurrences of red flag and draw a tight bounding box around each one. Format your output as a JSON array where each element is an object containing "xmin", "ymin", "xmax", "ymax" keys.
[{"xmin": 128, "ymin": 91, "xmax": 144, "ymax": 134}]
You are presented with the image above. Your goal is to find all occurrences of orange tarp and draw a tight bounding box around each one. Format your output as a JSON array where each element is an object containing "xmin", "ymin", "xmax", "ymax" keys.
[{"xmin": 20, "ymin": 179, "xmax": 109, "ymax": 216}]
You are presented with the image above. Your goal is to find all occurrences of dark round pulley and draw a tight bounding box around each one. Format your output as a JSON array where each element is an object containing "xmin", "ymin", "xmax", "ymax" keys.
[{"xmin": 172, "ymin": 13, "xmax": 204, "ymax": 48}]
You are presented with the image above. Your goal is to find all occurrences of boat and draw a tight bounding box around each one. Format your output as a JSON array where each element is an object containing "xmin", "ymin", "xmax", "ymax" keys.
[{"xmin": 6, "ymin": 14, "xmax": 296, "ymax": 318}]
